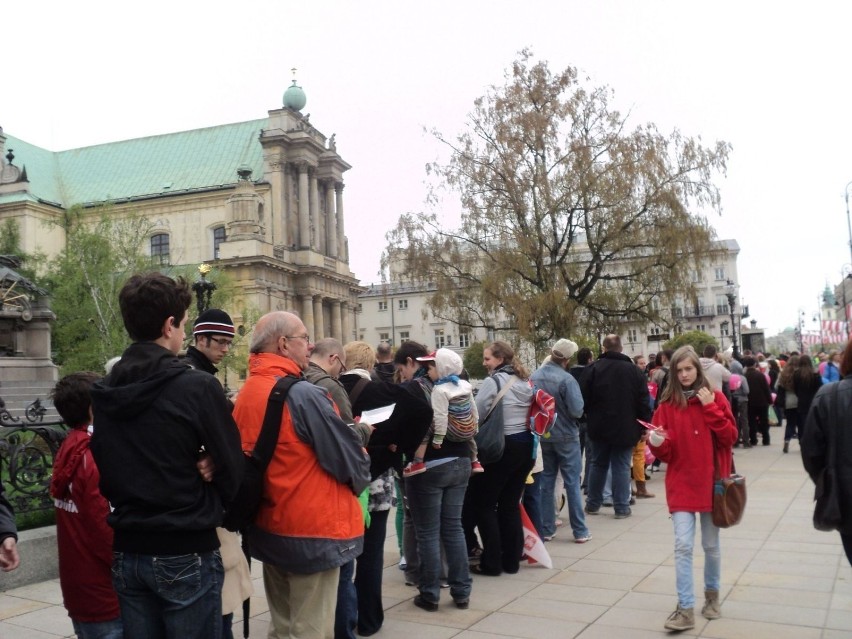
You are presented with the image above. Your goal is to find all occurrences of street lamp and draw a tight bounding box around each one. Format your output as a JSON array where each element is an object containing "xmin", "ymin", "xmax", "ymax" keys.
[
  {"xmin": 725, "ymin": 279, "xmax": 739, "ymax": 359},
  {"xmin": 720, "ymin": 320, "xmax": 729, "ymax": 350},
  {"xmin": 796, "ymin": 309, "xmax": 806, "ymax": 353}
]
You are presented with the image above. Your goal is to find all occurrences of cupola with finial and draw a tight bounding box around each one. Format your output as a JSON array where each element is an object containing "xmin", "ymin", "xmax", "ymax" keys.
[{"xmin": 283, "ymin": 68, "xmax": 307, "ymax": 112}]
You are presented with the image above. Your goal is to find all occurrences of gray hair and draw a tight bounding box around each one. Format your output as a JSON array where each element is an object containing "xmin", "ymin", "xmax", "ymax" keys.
[
  {"xmin": 312, "ymin": 337, "xmax": 344, "ymax": 360},
  {"xmin": 249, "ymin": 311, "xmax": 300, "ymax": 354}
]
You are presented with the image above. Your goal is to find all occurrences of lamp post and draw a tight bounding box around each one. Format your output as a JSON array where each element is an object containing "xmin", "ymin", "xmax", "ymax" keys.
[
  {"xmin": 796, "ymin": 309, "xmax": 806, "ymax": 353},
  {"xmin": 841, "ymin": 265, "xmax": 852, "ymax": 343},
  {"xmin": 725, "ymin": 279, "xmax": 739, "ymax": 359},
  {"xmin": 720, "ymin": 320, "xmax": 729, "ymax": 350}
]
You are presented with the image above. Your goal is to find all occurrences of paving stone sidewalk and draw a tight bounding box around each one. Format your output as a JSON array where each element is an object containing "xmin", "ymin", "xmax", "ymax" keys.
[{"xmin": 1, "ymin": 438, "xmax": 849, "ymax": 638}]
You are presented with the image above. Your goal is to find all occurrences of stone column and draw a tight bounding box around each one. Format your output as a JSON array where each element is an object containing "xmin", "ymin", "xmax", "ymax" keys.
[
  {"xmin": 266, "ymin": 154, "xmax": 285, "ymax": 245},
  {"xmin": 325, "ymin": 181, "xmax": 338, "ymax": 257},
  {"xmin": 301, "ymin": 295, "xmax": 314, "ymax": 337},
  {"xmin": 331, "ymin": 302, "xmax": 343, "ymax": 341},
  {"xmin": 313, "ymin": 295, "xmax": 324, "ymax": 341},
  {"xmin": 341, "ymin": 301, "xmax": 352, "ymax": 343},
  {"xmin": 309, "ymin": 169, "xmax": 321, "ymax": 253},
  {"xmin": 297, "ymin": 162, "xmax": 310, "ymax": 249},
  {"xmin": 335, "ymin": 182, "xmax": 346, "ymax": 262}
]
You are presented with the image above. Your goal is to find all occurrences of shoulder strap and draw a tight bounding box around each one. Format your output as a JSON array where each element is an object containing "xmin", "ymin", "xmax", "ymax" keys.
[
  {"xmin": 251, "ymin": 376, "xmax": 301, "ymax": 469},
  {"xmin": 483, "ymin": 375, "xmax": 520, "ymax": 422},
  {"xmin": 347, "ymin": 377, "xmax": 371, "ymax": 409}
]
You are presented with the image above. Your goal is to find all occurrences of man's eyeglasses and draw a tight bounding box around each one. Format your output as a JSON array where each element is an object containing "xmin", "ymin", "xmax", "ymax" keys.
[
  {"xmin": 209, "ymin": 336, "xmax": 233, "ymax": 348},
  {"xmin": 284, "ymin": 334, "xmax": 311, "ymax": 344}
]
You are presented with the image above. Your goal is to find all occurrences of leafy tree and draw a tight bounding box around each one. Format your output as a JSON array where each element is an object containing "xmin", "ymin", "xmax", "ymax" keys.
[
  {"xmin": 462, "ymin": 341, "xmax": 487, "ymax": 379},
  {"xmin": 663, "ymin": 330, "xmax": 718, "ymax": 355},
  {"xmin": 385, "ymin": 50, "xmax": 730, "ymax": 354},
  {"xmin": 0, "ymin": 218, "xmax": 44, "ymax": 283},
  {"xmin": 45, "ymin": 206, "xmax": 158, "ymax": 373}
]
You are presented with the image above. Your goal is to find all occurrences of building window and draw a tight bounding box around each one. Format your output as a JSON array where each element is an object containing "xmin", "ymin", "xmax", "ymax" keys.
[
  {"xmin": 359, "ymin": 333, "xmax": 365, "ymax": 341},
  {"xmin": 691, "ymin": 270, "xmax": 701, "ymax": 283},
  {"xmin": 434, "ymin": 329, "xmax": 446, "ymax": 349},
  {"xmin": 720, "ymin": 323, "xmax": 730, "ymax": 336},
  {"xmin": 378, "ymin": 300, "xmax": 388, "ymax": 311},
  {"xmin": 486, "ymin": 328, "xmax": 496, "ymax": 343},
  {"xmin": 459, "ymin": 332, "xmax": 470, "ymax": 348},
  {"xmin": 398, "ymin": 299, "xmax": 408, "ymax": 310},
  {"xmin": 379, "ymin": 332, "xmax": 390, "ymax": 343},
  {"xmin": 696, "ymin": 324, "xmax": 706, "ymax": 332},
  {"xmin": 627, "ymin": 329, "xmax": 638, "ymax": 343},
  {"xmin": 213, "ymin": 226, "xmax": 226, "ymax": 259},
  {"xmin": 650, "ymin": 327, "xmax": 661, "ymax": 336},
  {"xmin": 716, "ymin": 294, "xmax": 729, "ymax": 315},
  {"xmin": 714, "ymin": 267, "xmax": 726, "ymax": 281},
  {"xmin": 399, "ymin": 331, "xmax": 409, "ymax": 343},
  {"xmin": 151, "ymin": 233, "xmax": 170, "ymax": 265}
]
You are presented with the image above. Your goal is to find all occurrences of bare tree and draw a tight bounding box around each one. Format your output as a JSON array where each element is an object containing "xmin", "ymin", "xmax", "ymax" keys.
[{"xmin": 384, "ymin": 51, "xmax": 731, "ymax": 353}]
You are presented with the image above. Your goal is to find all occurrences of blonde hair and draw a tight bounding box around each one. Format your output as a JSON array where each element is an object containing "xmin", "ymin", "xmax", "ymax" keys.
[
  {"xmin": 658, "ymin": 345, "xmax": 712, "ymax": 408},
  {"xmin": 343, "ymin": 341, "xmax": 376, "ymax": 371}
]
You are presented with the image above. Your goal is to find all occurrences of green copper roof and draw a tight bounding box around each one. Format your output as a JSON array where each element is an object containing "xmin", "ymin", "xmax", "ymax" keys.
[{"xmin": 4, "ymin": 118, "xmax": 267, "ymax": 208}]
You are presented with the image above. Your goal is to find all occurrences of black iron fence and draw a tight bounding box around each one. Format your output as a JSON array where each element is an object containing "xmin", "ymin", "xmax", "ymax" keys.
[{"xmin": 0, "ymin": 398, "xmax": 67, "ymax": 525}]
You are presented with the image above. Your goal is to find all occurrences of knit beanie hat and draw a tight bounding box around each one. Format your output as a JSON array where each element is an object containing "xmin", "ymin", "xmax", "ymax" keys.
[{"xmin": 194, "ymin": 309, "xmax": 235, "ymax": 337}]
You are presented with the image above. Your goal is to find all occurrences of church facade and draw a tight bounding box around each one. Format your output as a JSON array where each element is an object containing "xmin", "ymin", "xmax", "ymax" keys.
[{"xmin": 0, "ymin": 80, "xmax": 363, "ymax": 346}]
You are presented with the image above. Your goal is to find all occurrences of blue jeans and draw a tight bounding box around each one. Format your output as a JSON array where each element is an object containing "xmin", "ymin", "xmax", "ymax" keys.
[
  {"xmin": 72, "ymin": 618, "xmax": 123, "ymax": 639},
  {"xmin": 406, "ymin": 457, "xmax": 472, "ymax": 604},
  {"xmin": 522, "ymin": 470, "xmax": 544, "ymax": 538},
  {"xmin": 541, "ymin": 437, "xmax": 588, "ymax": 539},
  {"xmin": 334, "ymin": 559, "xmax": 357, "ymax": 639},
  {"xmin": 586, "ymin": 442, "xmax": 633, "ymax": 515},
  {"xmin": 672, "ymin": 512, "xmax": 721, "ymax": 609},
  {"xmin": 111, "ymin": 551, "xmax": 223, "ymax": 639}
]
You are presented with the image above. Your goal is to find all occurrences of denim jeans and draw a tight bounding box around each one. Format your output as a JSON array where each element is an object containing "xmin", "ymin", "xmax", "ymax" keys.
[
  {"xmin": 784, "ymin": 408, "xmax": 800, "ymax": 442},
  {"xmin": 405, "ymin": 457, "xmax": 472, "ymax": 604},
  {"xmin": 541, "ymin": 437, "xmax": 588, "ymax": 539},
  {"xmin": 522, "ymin": 470, "xmax": 544, "ymax": 538},
  {"xmin": 672, "ymin": 511, "xmax": 720, "ymax": 609},
  {"xmin": 586, "ymin": 442, "xmax": 633, "ymax": 515},
  {"xmin": 334, "ymin": 559, "xmax": 357, "ymax": 639},
  {"xmin": 111, "ymin": 550, "xmax": 223, "ymax": 639},
  {"xmin": 72, "ymin": 618, "xmax": 123, "ymax": 639}
]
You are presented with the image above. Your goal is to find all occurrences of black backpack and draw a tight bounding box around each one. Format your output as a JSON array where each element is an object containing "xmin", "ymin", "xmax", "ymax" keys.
[{"xmin": 222, "ymin": 375, "xmax": 301, "ymax": 532}]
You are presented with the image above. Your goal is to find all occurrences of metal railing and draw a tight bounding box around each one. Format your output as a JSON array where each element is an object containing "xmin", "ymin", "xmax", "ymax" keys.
[{"xmin": 0, "ymin": 398, "xmax": 67, "ymax": 521}]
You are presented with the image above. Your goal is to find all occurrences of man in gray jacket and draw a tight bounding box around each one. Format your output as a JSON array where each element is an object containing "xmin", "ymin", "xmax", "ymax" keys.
[{"xmin": 531, "ymin": 339, "xmax": 591, "ymax": 543}]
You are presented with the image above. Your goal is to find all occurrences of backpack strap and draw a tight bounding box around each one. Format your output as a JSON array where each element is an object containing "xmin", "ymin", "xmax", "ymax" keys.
[
  {"xmin": 346, "ymin": 377, "xmax": 371, "ymax": 410},
  {"xmin": 251, "ymin": 376, "xmax": 302, "ymax": 469},
  {"xmin": 482, "ymin": 374, "xmax": 519, "ymax": 423}
]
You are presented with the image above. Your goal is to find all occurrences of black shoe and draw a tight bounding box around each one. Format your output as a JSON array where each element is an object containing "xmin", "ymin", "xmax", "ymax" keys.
[
  {"xmin": 413, "ymin": 595, "xmax": 438, "ymax": 612},
  {"xmin": 454, "ymin": 599, "xmax": 469, "ymax": 609},
  {"xmin": 783, "ymin": 442, "xmax": 789, "ymax": 453},
  {"xmin": 470, "ymin": 564, "xmax": 500, "ymax": 576}
]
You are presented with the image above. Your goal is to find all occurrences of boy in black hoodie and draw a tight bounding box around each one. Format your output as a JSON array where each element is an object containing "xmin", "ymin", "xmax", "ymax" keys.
[{"xmin": 90, "ymin": 273, "xmax": 243, "ymax": 639}]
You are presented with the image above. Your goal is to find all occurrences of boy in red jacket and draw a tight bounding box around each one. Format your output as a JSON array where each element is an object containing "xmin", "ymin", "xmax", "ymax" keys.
[{"xmin": 50, "ymin": 372, "xmax": 122, "ymax": 639}]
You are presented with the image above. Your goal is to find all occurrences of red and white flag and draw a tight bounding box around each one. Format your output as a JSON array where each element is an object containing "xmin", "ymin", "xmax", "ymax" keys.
[{"xmin": 520, "ymin": 503, "xmax": 553, "ymax": 569}]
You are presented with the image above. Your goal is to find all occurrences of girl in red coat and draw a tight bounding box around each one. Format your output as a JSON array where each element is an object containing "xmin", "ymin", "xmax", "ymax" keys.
[{"xmin": 648, "ymin": 346, "xmax": 738, "ymax": 632}]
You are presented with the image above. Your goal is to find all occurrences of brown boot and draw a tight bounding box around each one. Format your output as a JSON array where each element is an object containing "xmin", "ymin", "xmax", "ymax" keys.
[
  {"xmin": 635, "ymin": 481, "xmax": 655, "ymax": 498},
  {"xmin": 701, "ymin": 589, "xmax": 721, "ymax": 619},
  {"xmin": 664, "ymin": 605, "xmax": 695, "ymax": 631}
]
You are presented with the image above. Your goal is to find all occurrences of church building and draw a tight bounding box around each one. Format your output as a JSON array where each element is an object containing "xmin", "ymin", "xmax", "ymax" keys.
[{"xmin": 0, "ymin": 79, "xmax": 363, "ymax": 345}]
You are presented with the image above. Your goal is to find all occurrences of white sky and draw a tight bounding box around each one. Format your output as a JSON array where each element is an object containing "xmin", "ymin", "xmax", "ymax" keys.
[{"xmin": 3, "ymin": 0, "xmax": 851, "ymax": 337}]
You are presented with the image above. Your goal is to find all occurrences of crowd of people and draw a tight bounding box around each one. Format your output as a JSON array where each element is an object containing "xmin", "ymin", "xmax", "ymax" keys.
[{"xmin": 2, "ymin": 271, "xmax": 851, "ymax": 638}]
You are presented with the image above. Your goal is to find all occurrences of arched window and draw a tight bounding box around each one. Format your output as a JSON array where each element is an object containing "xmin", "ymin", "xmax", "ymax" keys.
[
  {"xmin": 213, "ymin": 226, "xmax": 226, "ymax": 259},
  {"xmin": 151, "ymin": 233, "xmax": 170, "ymax": 265}
]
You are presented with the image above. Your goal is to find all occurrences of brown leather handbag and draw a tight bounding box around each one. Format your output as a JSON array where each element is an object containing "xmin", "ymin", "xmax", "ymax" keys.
[{"xmin": 712, "ymin": 446, "xmax": 746, "ymax": 528}]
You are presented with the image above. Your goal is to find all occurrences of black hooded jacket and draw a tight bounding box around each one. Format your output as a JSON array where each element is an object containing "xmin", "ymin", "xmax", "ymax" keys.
[{"xmin": 90, "ymin": 342, "xmax": 243, "ymax": 555}]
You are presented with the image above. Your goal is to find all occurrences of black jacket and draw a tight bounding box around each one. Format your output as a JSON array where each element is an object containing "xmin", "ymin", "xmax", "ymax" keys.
[
  {"xmin": 745, "ymin": 368, "xmax": 772, "ymax": 408},
  {"xmin": 183, "ymin": 345, "xmax": 217, "ymax": 375},
  {"xmin": 794, "ymin": 372, "xmax": 823, "ymax": 420},
  {"xmin": 339, "ymin": 374, "xmax": 433, "ymax": 479},
  {"xmin": 0, "ymin": 483, "xmax": 16, "ymax": 543},
  {"xmin": 580, "ymin": 351, "xmax": 650, "ymax": 447},
  {"xmin": 90, "ymin": 342, "xmax": 243, "ymax": 555},
  {"xmin": 802, "ymin": 377, "xmax": 852, "ymax": 534}
]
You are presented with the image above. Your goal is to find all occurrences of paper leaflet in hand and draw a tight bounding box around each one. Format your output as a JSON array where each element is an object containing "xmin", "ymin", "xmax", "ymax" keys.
[
  {"xmin": 359, "ymin": 404, "xmax": 395, "ymax": 425},
  {"xmin": 636, "ymin": 419, "xmax": 662, "ymax": 430},
  {"xmin": 519, "ymin": 503, "xmax": 552, "ymax": 569}
]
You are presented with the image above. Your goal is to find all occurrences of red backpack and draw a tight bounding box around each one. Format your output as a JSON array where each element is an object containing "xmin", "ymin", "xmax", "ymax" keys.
[{"xmin": 528, "ymin": 383, "xmax": 557, "ymax": 436}]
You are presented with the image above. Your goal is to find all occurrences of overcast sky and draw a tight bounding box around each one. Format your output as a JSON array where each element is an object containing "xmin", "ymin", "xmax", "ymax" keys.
[{"xmin": 3, "ymin": 1, "xmax": 850, "ymax": 337}]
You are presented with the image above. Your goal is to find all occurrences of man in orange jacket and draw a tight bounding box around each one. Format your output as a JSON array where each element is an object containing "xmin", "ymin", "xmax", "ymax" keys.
[{"xmin": 232, "ymin": 311, "xmax": 370, "ymax": 639}]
